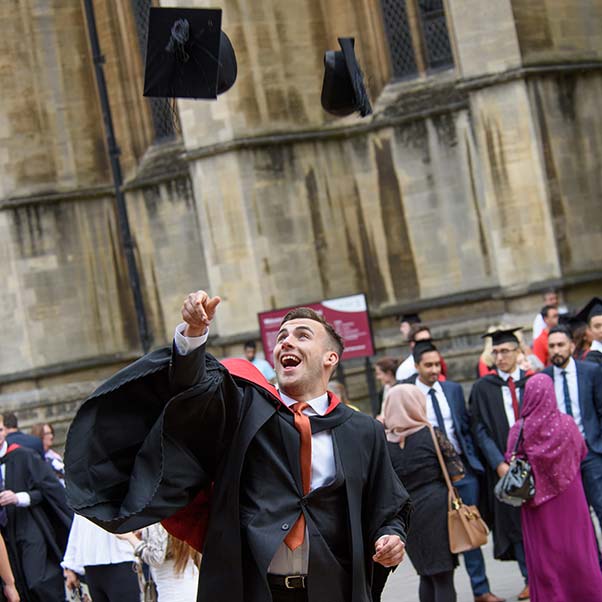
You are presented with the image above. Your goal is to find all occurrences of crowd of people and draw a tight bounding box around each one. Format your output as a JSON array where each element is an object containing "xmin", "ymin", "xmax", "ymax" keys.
[
  {"xmin": 0, "ymin": 413, "xmax": 201, "ymax": 601},
  {"xmin": 1, "ymin": 289, "xmax": 601, "ymax": 602},
  {"xmin": 370, "ymin": 291, "xmax": 602, "ymax": 602}
]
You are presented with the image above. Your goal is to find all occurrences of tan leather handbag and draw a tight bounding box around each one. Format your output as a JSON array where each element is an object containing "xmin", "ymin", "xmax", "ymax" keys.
[{"xmin": 429, "ymin": 429, "xmax": 489, "ymax": 553}]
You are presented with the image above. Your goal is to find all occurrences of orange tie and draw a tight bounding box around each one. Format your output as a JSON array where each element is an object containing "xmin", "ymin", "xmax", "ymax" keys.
[{"xmin": 284, "ymin": 401, "xmax": 312, "ymax": 551}]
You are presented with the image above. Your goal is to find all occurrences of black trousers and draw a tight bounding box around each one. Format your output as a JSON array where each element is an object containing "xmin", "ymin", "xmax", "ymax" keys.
[
  {"xmin": 84, "ymin": 562, "xmax": 140, "ymax": 602},
  {"xmin": 418, "ymin": 571, "xmax": 456, "ymax": 602}
]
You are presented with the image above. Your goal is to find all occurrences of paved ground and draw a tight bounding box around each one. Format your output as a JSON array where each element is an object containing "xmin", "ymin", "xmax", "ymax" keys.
[{"xmin": 381, "ymin": 540, "xmax": 526, "ymax": 602}]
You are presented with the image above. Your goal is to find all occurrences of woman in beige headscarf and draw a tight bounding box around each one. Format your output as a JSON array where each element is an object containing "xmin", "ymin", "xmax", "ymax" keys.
[{"xmin": 372, "ymin": 385, "xmax": 464, "ymax": 602}]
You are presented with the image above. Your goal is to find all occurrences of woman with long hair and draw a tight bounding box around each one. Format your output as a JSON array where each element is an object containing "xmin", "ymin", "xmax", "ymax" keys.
[
  {"xmin": 119, "ymin": 523, "xmax": 200, "ymax": 601},
  {"xmin": 505, "ymin": 373, "xmax": 602, "ymax": 601},
  {"xmin": 374, "ymin": 384, "xmax": 463, "ymax": 602},
  {"xmin": 30, "ymin": 423, "xmax": 64, "ymax": 483}
]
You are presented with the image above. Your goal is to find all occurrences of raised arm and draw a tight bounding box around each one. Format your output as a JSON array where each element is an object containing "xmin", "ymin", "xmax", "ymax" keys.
[{"xmin": 170, "ymin": 291, "xmax": 221, "ymax": 393}]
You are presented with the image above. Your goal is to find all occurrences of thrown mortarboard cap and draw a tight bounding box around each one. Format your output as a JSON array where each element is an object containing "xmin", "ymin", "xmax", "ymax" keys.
[
  {"xmin": 321, "ymin": 37, "xmax": 372, "ymax": 117},
  {"xmin": 399, "ymin": 313, "xmax": 421, "ymax": 324},
  {"xmin": 143, "ymin": 8, "xmax": 237, "ymax": 100},
  {"xmin": 481, "ymin": 327, "xmax": 522, "ymax": 346},
  {"xmin": 574, "ymin": 297, "xmax": 602, "ymax": 325}
]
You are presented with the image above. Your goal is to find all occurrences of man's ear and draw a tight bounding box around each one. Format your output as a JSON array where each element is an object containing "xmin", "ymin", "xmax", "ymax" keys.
[{"xmin": 324, "ymin": 350, "xmax": 339, "ymax": 368}]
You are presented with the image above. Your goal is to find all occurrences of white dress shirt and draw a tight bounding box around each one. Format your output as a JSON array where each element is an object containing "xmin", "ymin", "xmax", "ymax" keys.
[
  {"xmin": 414, "ymin": 379, "xmax": 461, "ymax": 453},
  {"xmin": 497, "ymin": 367, "xmax": 522, "ymax": 428},
  {"xmin": 174, "ymin": 324, "xmax": 336, "ymax": 575},
  {"xmin": 395, "ymin": 354, "xmax": 416, "ymax": 381},
  {"xmin": 552, "ymin": 358, "xmax": 584, "ymax": 436},
  {"xmin": 0, "ymin": 441, "xmax": 31, "ymax": 507},
  {"xmin": 61, "ymin": 514, "xmax": 136, "ymax": 574}
]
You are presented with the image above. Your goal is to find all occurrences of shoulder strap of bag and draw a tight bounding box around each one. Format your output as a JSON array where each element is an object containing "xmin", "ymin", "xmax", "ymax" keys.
[
  {"xmin": 428, "ymin": 427, "xmax": 460, "ymax": 506},
  {"xmin": 510, "ymin": 418, "xmax": 525, "ymax": 459}
]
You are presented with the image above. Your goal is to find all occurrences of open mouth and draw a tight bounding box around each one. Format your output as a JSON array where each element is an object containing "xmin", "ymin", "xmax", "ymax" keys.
[{"xmin": 280, "ymin": 355, "xmax": 301, "ymax": 370}]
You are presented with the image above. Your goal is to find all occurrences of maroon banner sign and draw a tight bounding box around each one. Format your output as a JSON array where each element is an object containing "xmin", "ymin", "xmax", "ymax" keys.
[{"xmin": 258, "ymin": 294, "xmax": 375, "ymax": 366}]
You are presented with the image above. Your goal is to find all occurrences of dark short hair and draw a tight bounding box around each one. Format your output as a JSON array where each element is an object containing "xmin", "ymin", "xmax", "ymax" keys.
[
  {"xmin": 414, "ymin": 344, "xmax": 439, "ymax": 364},
  {"xmin": 409, "ymin": 323, "xmax": 431, "ymax": 342},
  {"xmin": 543, "ymin": 287, "xmax": 558, "ymax": 296},
  {"xmin": 549, "ymin": 325, "xmax": 572, "ymax": 341},
  {"xmin": 541, "ymin": 305, "xmax": 558, "ymax": 318},
  {"xmin": 2, "ymin": 412, "xmax": 18, "ymax": 429},
  {"xmin": 280, "ymin": 308, "xmax": 344, "ymax": 358},
  {"xmin": 243, "ymin": 340, "xmax": 256, "ymax": 350},
  {"xmin": 376, "ymin": 356, "xmax": 398, "ymax": 375}
]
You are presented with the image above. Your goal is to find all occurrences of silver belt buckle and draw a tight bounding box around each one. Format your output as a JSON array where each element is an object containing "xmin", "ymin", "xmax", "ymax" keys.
[{"xmin": 284, "ymin": 575, "xmax": 305, "ymax": 589}]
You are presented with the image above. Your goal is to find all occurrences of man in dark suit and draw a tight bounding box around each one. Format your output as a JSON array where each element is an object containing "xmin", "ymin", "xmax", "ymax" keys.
[
  {"xmin": 66, "ymin": 290, "xmax": 410, "ymax": 602},
  {"xmin": 405, "ymin": 341, "xmax": 504, "ymax": 602},
  {"xmin": 544, "ymin": 325, "xmax": 602, "ymax": 524},
  {"xmin": 3, "ymin": 413, "xmax": 44, "ymax": 460}
]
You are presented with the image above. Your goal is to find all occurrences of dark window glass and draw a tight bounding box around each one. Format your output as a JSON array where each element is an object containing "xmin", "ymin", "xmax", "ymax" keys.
[
  {"xmin": 417, "ymin": 0, "xmax": 454, "ymax": 70},
  {"xmin": 380, "ymin": 0, "xmax": 419, "ymax": 79}
]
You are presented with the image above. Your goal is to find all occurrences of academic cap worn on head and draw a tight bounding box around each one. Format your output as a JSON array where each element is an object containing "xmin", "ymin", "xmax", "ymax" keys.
[
  {"xmin": 575, "ymin": 297, "xmax": 602, "ymax": 324},
  {"xmin": 481, "ymin": 327, "xmax": 521, "ymax": 346},
  {"xmin": 143, "ymin": 7, "xmax": 237, "ymax": 99},
  {"xmin": 321, "ymin": 37, "xmax": 372, "ymax": 117}
]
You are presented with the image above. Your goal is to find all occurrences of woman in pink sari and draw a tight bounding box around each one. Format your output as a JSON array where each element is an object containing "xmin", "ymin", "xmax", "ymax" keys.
[{"xmin": 506, "ymin": 373, "xmax": 602, "ymax": 602}]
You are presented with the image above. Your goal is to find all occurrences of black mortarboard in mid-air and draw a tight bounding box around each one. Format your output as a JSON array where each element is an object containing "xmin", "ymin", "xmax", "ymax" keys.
[
  {"xmin": 321, "ymin": 37, "xmax": 372, "ymax": 117},
  {"xmin": 399, "ymin": 313, "xmax": 421, "ymax": 324},
  {"xmin": 481, "ymin": 327, "xmax": 522, "ymax": 346},
  {"xmin": 143, "ymin": 7, "xmax": 237, "ymax": 99},
  {"xmin": 575, "ymin": 297, "xmax": 602, "ymax": 324},
  {"xmin": 413, "ymin": 340, "xmax": 437, "ymax": 361}
]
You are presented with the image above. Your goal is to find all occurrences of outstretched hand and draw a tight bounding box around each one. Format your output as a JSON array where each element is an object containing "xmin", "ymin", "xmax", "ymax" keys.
[{"xmin": 181, "ymin": 291, "xmax": 221, "ymax": 337}]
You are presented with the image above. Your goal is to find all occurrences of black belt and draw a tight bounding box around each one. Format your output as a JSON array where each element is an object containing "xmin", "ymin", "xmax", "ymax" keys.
[{"xmin": 267, "ymin": 574, "xmax": 307, "ymax": 589}]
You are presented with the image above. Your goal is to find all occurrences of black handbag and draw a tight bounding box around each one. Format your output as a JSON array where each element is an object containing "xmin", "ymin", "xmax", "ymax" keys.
[{"xmin": 494, "ymin": 419, "xmax": 535, "ymax": 507}]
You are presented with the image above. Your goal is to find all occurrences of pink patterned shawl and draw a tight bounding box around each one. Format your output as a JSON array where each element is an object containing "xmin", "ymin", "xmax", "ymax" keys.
[{"xmin": 506, "ymin": 373, "xmax": 587, "ymax": 506}]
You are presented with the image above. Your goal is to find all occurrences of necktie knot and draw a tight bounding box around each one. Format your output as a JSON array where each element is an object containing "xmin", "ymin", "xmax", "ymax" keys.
[{"xmin": 291, "ymin": 401, "xmax": 309, "ymax": 414}]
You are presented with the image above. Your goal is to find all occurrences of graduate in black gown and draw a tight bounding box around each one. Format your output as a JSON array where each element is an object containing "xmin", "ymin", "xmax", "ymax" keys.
[
  {"xmin": 0, "ymin": 415, "xmax": 72, "ymax": 602},
  {"xmin": 469, "ymin": 328, "xmax": 532, "ymax": 601},
  {"xmin": 65, "ymin": 290, "xmax": 410, "ymax": 602},
  {"xmin": 575, "ymin": 297, "xmax": 602, "ymax": 366}
]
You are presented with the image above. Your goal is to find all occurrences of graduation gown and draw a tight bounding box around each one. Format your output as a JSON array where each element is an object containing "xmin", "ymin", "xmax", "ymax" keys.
[
  {"xmin": 0, "ymin": 446, "xmax": 73, "ymax": 602},
  {"xmin": 585, "ymin": 349, "xmax": 602, "ymax": 366},
  {"xmin": 65, "ymin": 345, "xmax": 410, "ymax": 602},
  {"xmin": 469, "ymin": 371, "xmax": 530, "ymax": 560}
]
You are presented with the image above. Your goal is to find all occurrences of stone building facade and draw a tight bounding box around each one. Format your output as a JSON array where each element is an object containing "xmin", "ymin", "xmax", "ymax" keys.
[{"xmin": 1, "ymin": 0, "xmax": 601, "ymax": 443}]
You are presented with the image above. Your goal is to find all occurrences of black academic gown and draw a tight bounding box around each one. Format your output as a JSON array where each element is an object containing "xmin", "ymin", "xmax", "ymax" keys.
[
  {"xmin": 0, "ymin": 446, "xmax": 73, "ymax": 602},
  {"xmin": 65, "ymin": 345, "xmax": 410, "ymax": 602},
  {"xmin": 585, "ymin": 349, "xmax": 602, "ymax": 366},
  {"xmin": 469, "ymin": 371, "xmax": 530, "ymax": 560}
]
